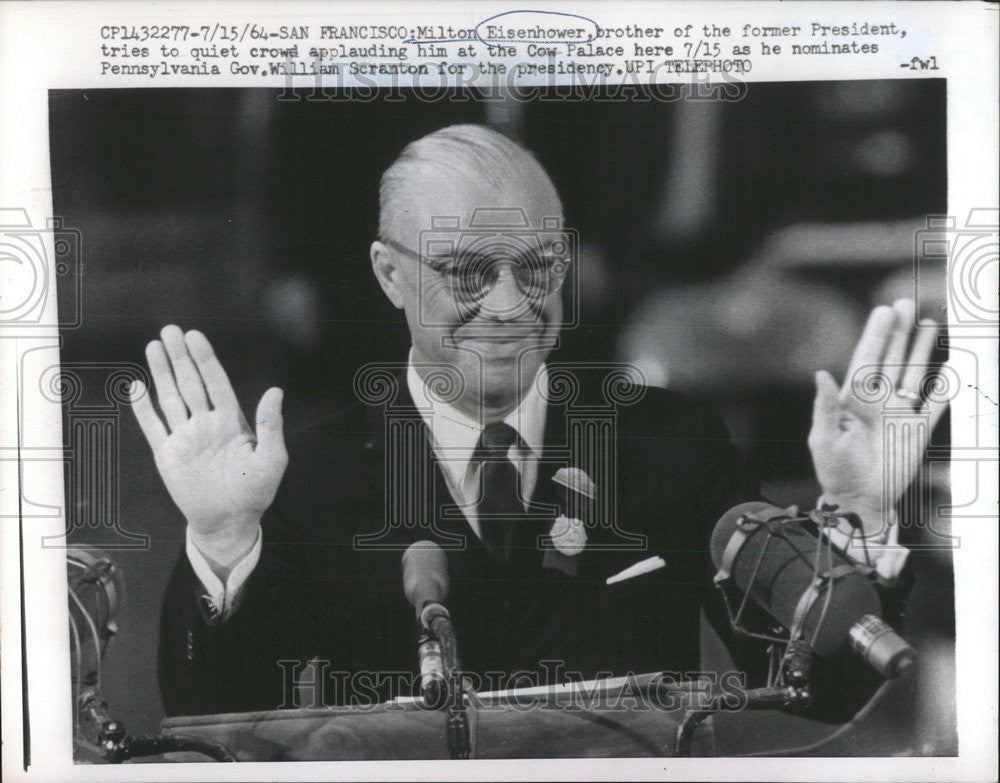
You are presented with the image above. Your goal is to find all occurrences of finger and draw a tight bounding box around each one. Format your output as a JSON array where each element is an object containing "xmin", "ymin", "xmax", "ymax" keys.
[
  {"xmin": 160, "ymin": 325, "xmax": 210, "ymax": 414},
  {"xmin": 145, "ymin": 339, "xmax": 188, "ymax": 429},
  {"xmin": 899, "ymin": 319, "xmax": 939, "ymax": 395},
  {"xmin": 812, "ymin": 370, "xmax": 841, "ymax": 424},
  {"xmin": 129, "ymin": 379, "xmax": 168, "ymax": 448},
  {"xmin": 925, "ymin": 392, "xmax": 949, "ymax": 433},
  {"xmin": 808, "ymin": 370, "xmax": 842, "ymax": 449},
  {"xmin": 185, "ymin": 329, "xmax": 239, "ymax": 411},
  {"xmin": 886, "ymin": 519, "xmax": 899, "ymax": 547},
  {"xmin": 236, "ymin": 404, "xmax": 253, "ymax": 436},
  {"xmin": 842, "ymin": 306, "xmax": 897, "ymax": 400},
  {"xmin": 881, "ymin": 299, "xmax": 915, "ymax": 387},
  {"xmin": 254, "ymin": 387, "xmax": 287, "ymax": 461}
]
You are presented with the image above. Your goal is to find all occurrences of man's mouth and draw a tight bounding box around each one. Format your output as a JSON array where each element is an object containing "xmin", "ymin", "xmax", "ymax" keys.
[
  {"xmin": 455, "ymin": 330, "xmax": 540, "ymax": 345},
  {"xmin": 449, "ymin": 330, "xmax": 546, "ymax": 361}
]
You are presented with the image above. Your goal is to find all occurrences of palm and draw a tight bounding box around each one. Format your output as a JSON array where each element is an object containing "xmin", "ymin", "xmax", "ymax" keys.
[
  {"xmin": 130, "ymin": 326, "xmax": 287, "ymax": 542},
  {"xmin": 152, "ymin": 406, "xmax": 284, "ymax": 532},
  {"xmin": 808, "ymin": 300, "xmax": 947, "ymax": 530},
  {"xmin": 812, "ymin": 399, "xmax": 932, "ymax": 504}
]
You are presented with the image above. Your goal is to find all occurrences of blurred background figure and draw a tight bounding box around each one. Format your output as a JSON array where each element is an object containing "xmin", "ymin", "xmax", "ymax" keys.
[{"xmin": 50, "ymin": 79, "xmax": 952, "ymax": 753}]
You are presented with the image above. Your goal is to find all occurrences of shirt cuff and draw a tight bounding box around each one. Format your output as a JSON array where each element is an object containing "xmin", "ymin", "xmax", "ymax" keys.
[
  {"xmin": 185, "ymin": 525, "xmax": 263, "ymax": 623},
  {"xmin": 816, "ymin": 498, "xmax": 910, "ymax": 585}
]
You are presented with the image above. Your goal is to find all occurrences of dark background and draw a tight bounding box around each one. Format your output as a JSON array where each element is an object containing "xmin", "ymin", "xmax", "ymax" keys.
[{"xmin": 51, "ymin": 80, "xmax": 955, "ymax": 753}]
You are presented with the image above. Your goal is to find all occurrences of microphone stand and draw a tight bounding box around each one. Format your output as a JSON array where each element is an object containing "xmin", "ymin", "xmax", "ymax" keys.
[
  {"xmin": 673, "ymin": 685, "xmax": 813, "ymax": 756},
  {"xmin": 673, "ymin": 639, "xmax": 813, "ymax": 757},
  {"xmin": 422, "ymin": 605, "xmax": 471, "ymax": 759},
  {"xmin": 77, "ymin": 689, "xmax": 237, "ymax": 763},
  {"xmin": 68, "ymin": 548, "xmax": 237, "ymax": 763}
]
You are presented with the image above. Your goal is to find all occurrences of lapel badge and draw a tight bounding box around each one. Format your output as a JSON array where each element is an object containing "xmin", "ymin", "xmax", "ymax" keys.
[{"xmin": 548, "ymin": 515, "xmax": 587, "ymax": 557}]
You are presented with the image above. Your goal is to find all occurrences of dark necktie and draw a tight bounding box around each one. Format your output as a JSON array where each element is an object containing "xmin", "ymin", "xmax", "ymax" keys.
[{"xmin": 475, "ymin": 422, "xmax": 523, "ymax": 565}]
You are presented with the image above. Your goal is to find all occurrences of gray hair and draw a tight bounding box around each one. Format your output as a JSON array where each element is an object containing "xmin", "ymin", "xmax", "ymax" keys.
[{"xmin": 377, "ymin": 124, "xmax": 561, "ymax": 240}]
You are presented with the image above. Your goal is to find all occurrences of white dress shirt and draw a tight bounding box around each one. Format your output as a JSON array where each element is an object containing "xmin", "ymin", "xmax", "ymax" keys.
[
  {"xmin": 185, "ymin": 524, "xmax": 262, "ymax": 621},
  {"xmin": 405, "ymin": 354, "xmax": 548, "ymax": 538}
]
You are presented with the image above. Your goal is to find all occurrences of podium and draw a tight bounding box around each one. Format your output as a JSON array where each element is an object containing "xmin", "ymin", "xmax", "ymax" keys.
[
  {"xmin": 155, "ymin": 614, "xmax": 919, "ymax": 760},
  {"xmin": 158, "ymin": 669, "xmax": 918, "ymax": 760},
  {"xmin": 160, "ymin": 675, "xmax": 714, "ymax": 760}
]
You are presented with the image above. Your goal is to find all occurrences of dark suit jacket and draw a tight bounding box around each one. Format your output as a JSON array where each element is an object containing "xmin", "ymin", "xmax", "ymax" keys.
[{"xmin": 159, "ymin": 366, "xmax": 893, "ymax": 722}]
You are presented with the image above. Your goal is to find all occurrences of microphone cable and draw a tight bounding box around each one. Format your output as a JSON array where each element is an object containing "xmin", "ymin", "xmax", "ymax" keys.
[{"xmin": 736, "ymin": 677, "xmax": 895, "ymax": 757}]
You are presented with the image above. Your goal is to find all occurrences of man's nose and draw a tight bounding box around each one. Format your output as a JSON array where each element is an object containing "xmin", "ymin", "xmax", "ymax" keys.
[{"xmin": 478, "ymin": 264, "xmax": 533, "ymax": 321}]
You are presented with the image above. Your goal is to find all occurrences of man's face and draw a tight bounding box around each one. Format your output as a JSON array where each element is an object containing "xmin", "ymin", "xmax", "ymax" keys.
[{"xmin": 374, "ymin": 165, "xmax": 566, "ymax": 420}]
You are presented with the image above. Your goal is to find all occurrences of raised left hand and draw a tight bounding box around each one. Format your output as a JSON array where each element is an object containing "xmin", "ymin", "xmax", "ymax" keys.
[{"xmin": 808, "ymin": 298, "xmax": 948, "ymax": 536}]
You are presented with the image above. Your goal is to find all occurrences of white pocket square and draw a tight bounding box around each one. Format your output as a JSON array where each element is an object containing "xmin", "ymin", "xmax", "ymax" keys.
[{"xmin": 606, "ymin": 556, "xmax": 666, "ymax": 585}]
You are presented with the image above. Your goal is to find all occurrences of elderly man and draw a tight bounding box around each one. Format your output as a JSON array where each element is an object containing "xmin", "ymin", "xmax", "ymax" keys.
[{"xmin": 131, "ymin": 124, "xmax": 944, "ymax": 718}]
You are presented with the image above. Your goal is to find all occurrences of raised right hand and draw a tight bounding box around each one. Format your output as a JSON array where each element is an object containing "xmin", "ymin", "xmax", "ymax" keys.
[{"xmin": 130, "ymin": 325, "xmax": 288, "ymax": 567}]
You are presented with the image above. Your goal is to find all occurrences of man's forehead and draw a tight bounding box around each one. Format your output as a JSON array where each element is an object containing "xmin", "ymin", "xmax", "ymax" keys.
[{"xmin": 393, "ymin": 166, "xmax": 562, "ymax": 234}]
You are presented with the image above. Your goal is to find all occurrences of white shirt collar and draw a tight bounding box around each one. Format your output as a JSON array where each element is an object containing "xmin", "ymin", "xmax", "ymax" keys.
[{"xmin": 406, "ymin": 350, "xmax": 548, "ymax": 492}]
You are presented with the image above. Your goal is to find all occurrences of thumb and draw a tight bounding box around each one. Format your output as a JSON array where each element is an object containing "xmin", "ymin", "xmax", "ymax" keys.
[
  {"xmin": 254, "ymin": 387, "xmax": 286, "ymax": 458},
  {"xmin": 811, "ymin": 370, "xmax": 841, "ymax": 427}
]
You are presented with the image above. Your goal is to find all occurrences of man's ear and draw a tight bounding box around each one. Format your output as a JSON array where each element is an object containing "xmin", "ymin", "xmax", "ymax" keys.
[{"xmin": 370, "ymin": 241, "xmax": 405, "ymax": 309}]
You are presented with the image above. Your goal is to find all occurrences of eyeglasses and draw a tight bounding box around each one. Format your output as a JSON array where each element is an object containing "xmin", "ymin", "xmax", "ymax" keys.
[{"xmin": 380, "ymin": 236, "xmax": 572, "ymax": 305}]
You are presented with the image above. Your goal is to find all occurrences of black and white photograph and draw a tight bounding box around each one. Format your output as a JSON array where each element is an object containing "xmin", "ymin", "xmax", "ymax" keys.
[{"xmin": 1, "ymin": 2, "xmax": 996, "ymax": 780}]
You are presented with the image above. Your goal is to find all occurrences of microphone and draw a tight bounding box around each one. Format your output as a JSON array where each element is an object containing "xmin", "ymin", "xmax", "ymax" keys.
[
  {"xmin": 402, "ymin": 541, "xmax": 455, "ymax": 707},
  {"xmin": 710, "ymin": 503, "xmax": 915, "ymax": 679},
  {"xmin": 66, "ymin": 548, "xmax": 237, "ymax": 763},
  {"xmin": 67, "ymin": 548, "xmax": 124, "ymax": 697},
  {"xmin": 402, "ymin": 539, "xmax": 450, "ymax": 629},
  {"xmin": 401, "ymin": 541, "xmax": 470, "ymax": 758}
]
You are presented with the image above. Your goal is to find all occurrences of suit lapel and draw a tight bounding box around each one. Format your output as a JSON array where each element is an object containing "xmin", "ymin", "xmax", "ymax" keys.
[{"xmin": 512, "ymin": 391, "xmax": 599, "ymax": 664}]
